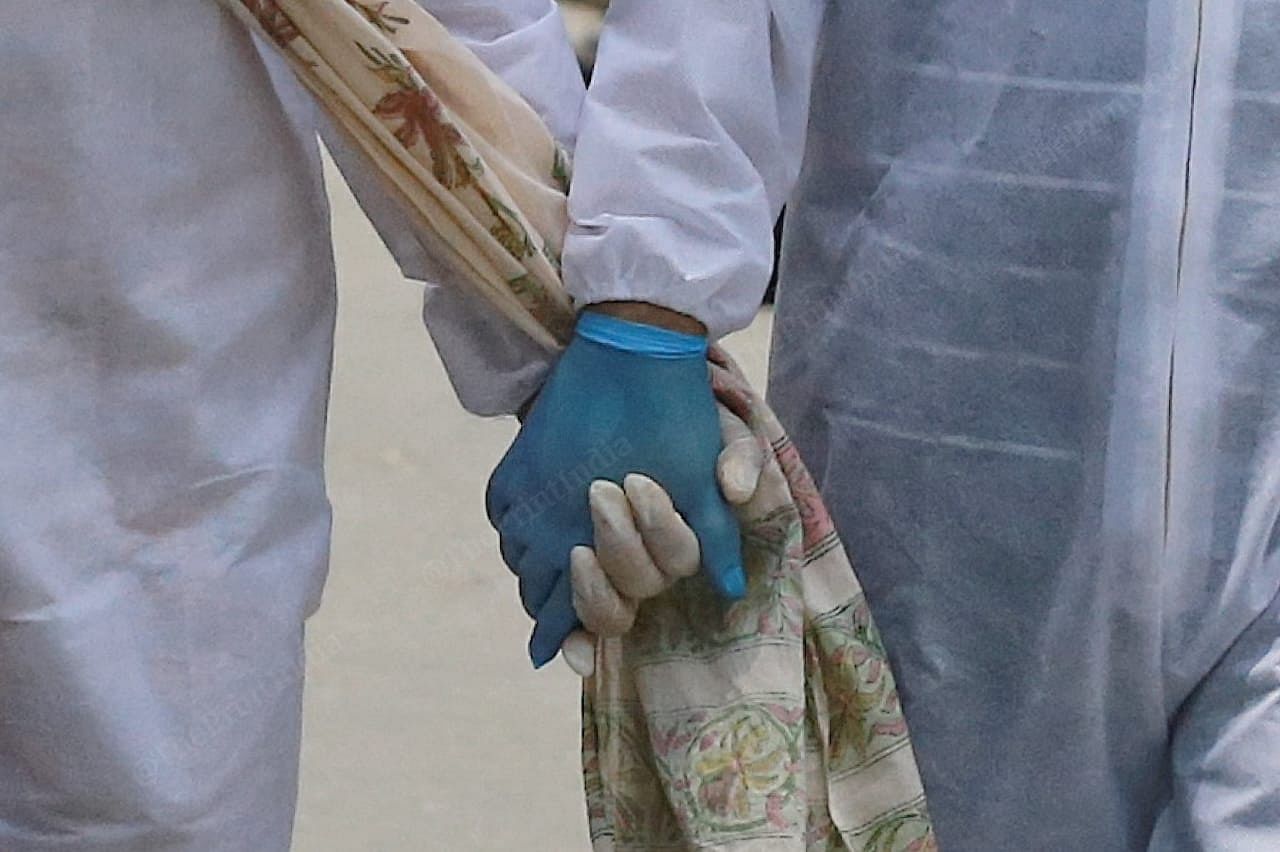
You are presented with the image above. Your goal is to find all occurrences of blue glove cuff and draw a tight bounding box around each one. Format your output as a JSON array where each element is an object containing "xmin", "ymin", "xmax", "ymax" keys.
[{"xmin": 575, "ymin": 311, "xmax": 708, "ymax": 359}]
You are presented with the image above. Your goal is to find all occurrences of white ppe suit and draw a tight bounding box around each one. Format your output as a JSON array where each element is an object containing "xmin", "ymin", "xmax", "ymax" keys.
[
  {"xmin": 0, "ymin": 1, "xmax": 581, "ymax": 848},
  {"xmin": 6, "ymin": 0, "xmax": 1280, "ymax": 850},
  {"xmin": 558, "ymin": 1, "xmax": 1280, "ymax": 849}
]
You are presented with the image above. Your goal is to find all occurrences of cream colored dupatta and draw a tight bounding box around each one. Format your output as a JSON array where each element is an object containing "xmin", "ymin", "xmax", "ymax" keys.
[{"xmin": 217, "ymin": 2, "xmax": 936, "ymax": 848}]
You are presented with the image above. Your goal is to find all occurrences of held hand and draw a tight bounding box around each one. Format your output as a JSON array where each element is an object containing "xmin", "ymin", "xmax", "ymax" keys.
[
  {"xmin": 562, "ymin": 403, "xmax": 766, "ymax": 676},
  {"xmin": 485, "ymin": 310, "xmax": 749, "ymax": 668}
]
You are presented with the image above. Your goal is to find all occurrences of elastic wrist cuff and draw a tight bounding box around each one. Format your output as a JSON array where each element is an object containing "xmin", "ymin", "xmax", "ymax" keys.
[{"xmin": 574, "ymin": 311, "xmax": 707, "ymax": 359}]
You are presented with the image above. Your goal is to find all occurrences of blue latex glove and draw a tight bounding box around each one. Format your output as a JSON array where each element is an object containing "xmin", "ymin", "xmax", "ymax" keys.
[{"xmin": 486, "ymin": 311, "xmax": 747, "ymax": 667}]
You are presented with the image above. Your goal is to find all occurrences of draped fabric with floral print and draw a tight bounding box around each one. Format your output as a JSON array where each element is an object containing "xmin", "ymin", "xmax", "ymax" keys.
[{"xmin": 216, "ymin": 1, "xmax": 936, "ymax": 847}]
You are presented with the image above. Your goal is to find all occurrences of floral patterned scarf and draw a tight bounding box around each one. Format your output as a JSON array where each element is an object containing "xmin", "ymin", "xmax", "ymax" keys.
[{"xmin": 218, "ymin": 2, "xmax": 936, "ymax": 848}]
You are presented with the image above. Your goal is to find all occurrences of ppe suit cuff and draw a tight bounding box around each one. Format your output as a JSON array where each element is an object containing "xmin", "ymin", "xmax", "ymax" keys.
[
  {"xmin": 570, "ymin": 282, "xmax": 761, "ymax": 342},
  {"xmin": 563, "ymin": 217, "xmax": 772, "ymax": 341},
  {"xmin": 575, "ymin": 312, "xmax": 708, "ymax": 359}
]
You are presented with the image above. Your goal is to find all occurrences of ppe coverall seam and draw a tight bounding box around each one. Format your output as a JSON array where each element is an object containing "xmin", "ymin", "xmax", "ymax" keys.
[{"xmin": 1164, "ymin": 0, "xmax": 1207, "ymax": 549}]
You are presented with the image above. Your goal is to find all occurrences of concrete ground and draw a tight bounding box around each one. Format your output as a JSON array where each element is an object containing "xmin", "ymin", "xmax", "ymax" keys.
[{"xmin": 292, "ymin": 155, "xmax": 772, "ymax": 850}]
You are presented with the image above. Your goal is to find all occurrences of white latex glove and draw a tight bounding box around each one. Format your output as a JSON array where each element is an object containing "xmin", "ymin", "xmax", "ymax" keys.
[{"xmin": 561, "ymin": 403, "xmax": 766, "ymax": 676}]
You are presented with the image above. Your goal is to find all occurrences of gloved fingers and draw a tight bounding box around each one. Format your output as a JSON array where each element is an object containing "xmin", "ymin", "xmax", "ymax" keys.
[
  {"xmin": 716, "ymin": 403, "xmax": 764, "ymax": 505},
  {"xmin": 570, "ymin": 544, "xmax": 638, "ymax": 637},
  {"xmin": 622, "ymin": 474, "xmax": 699, "ymax": 582},
  {"xmin": 488, "ymin": 455, "xmax": 533, "ymax": 576},
  {"xmin": 683, "ymin": 490, "xmax": 747, "ymax": 600},
  {"xmin": 588, "ymin": 480, "xmax": 668, "ymax": 600},
  {"xmin": 484, "ymin": 463, "xmax": 512, "ymax": 524},
  {"xmin": 529, "ymin": 569, "xmax": 579, "ymax": 668},
  {"xmin": 485, "ymin": 450, "xmax": 527, "ymax": 527},
  {"xmin": 516, "ymin": 544, "xmax": 562, "ymax": 618},
  {"xmin": 497, "ymin": 529, "xmax": 527, "ymax": 576},
  {"xmin": 560, "ymin": 628, "xmax": 597, "ymax": 678}
]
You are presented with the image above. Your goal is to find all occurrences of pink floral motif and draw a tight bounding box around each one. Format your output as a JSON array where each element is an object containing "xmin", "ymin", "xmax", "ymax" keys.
[
  {"xmin": 765, "ymin": 792, "xmax": 788, "ymax": 829},
  {"xmin": 652, "ymin": 724, "xmax": 698, "ymax": 759},
  {"xmin": 242, "ymin": 0, "xmax": 299, "ymax": 47},
  {"xmin": 873, "ymin": 718, "xmax": 909, "ymax": 738},
  {"xmin": 688, "ymin": 710, "xmax": 796, "ymax": 825},
  {"xmin": 710, "ymin": 366, "xmax": 755, "ymax": 423},
  {"xmin": 905, "ymin": 833, "xmax": 940, "ymax": 852},
  {"xmin": 773, "ymin": 439, "xmax": 836, "ymax": 551},
  {"xmin": 372, "ymin": 87, "xmax": 470, "ymax": 187},
  {"xmin": 764, "ymin": 703, "xmax": 807, "ymax": 726}
]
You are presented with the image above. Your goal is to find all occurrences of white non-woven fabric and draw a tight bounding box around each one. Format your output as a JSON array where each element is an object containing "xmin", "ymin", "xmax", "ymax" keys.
[{"xmin": 0, "ymin": 1, "xmax": 582, "ymax": 848}]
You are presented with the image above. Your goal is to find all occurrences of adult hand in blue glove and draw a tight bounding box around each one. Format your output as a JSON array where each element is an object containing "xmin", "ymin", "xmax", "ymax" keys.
[
  {"xmin": 485, "ymin": 304, "xmax": 747, "ymax": 667},
  {"xmin": 562, "ymin": 403, "xmax": 768, "ymax": 676}
]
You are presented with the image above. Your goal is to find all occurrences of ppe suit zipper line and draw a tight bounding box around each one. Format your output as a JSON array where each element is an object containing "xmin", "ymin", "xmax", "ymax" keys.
[{"xmin": 1165, "ymin": 0, "xmax": 1208, "ymax": 546}]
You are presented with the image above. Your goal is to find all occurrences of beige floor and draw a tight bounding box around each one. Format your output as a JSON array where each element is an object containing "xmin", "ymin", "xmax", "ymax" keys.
[{"xmin": 292, "ymin": 155, "xmax": 773, "ymax": 851}]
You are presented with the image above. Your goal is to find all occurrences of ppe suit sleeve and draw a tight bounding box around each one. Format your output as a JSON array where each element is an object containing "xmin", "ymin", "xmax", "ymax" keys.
[
  {"xmin": 321, "ymin": 0, "xmax": 586, "ymax": 416},
  {"xmin": 562, "ymin": 0, "xmax": 825, "ymax": 339},
  {"xmin": 1146, "ymin": 588, "xmax": 1280, "ymax": 849}
]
